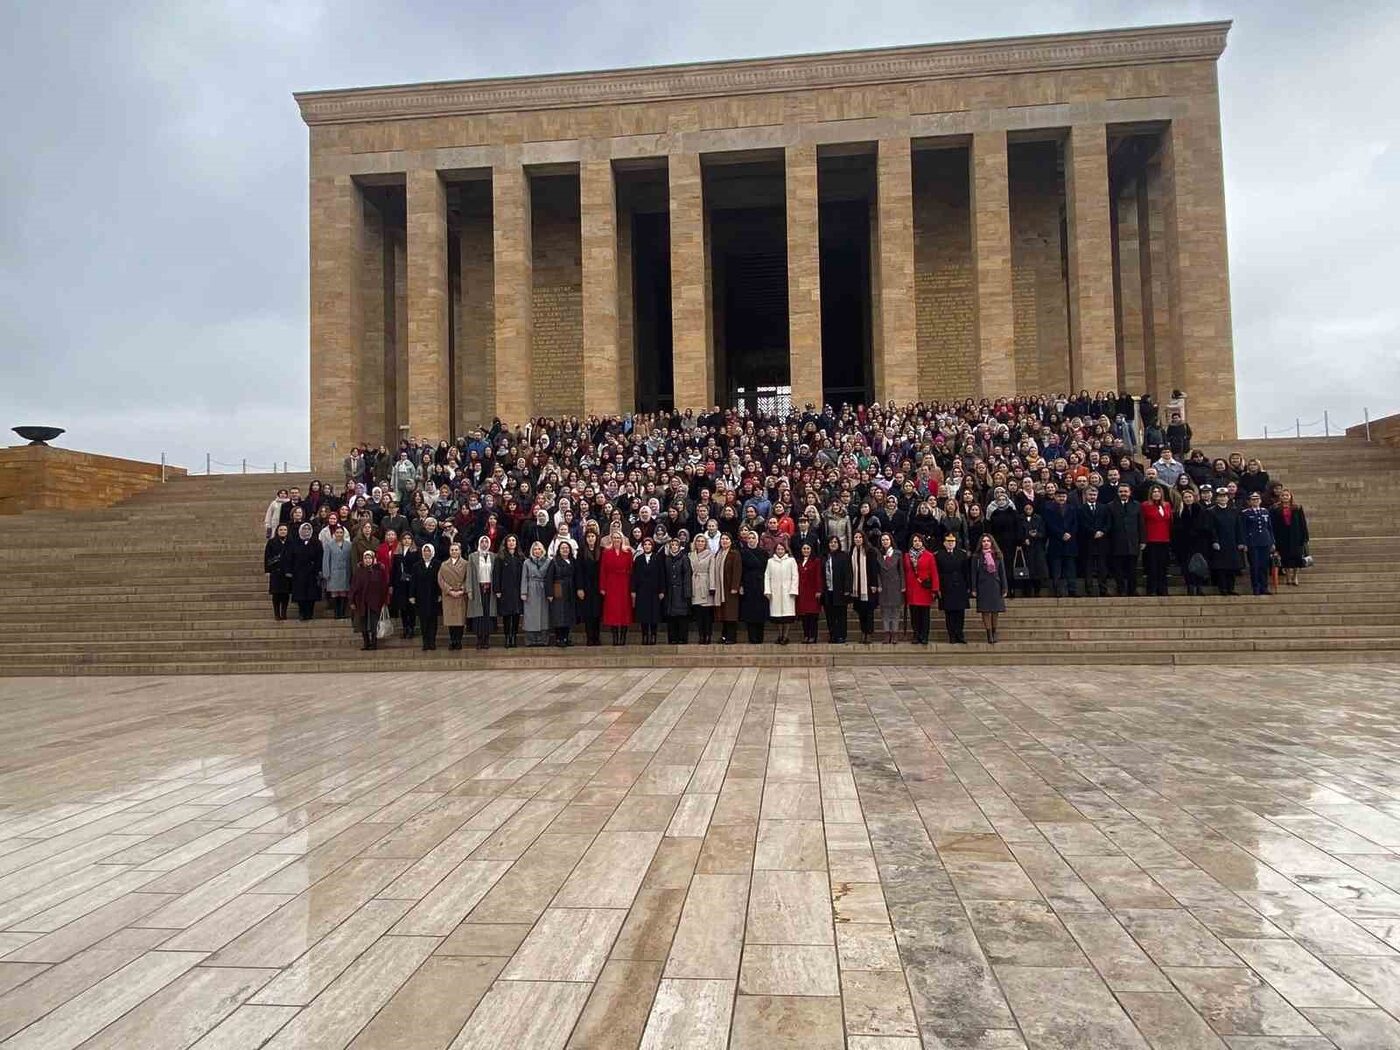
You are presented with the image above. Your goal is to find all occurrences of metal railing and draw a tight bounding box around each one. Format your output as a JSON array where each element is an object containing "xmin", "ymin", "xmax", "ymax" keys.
[
  {"xmin": 157, "ymin": 454, "xmax": 310, "ymax": 482},
  {"xmin": 1257, "ymin": 408, "xmax": 1377, "ymax": 441}
]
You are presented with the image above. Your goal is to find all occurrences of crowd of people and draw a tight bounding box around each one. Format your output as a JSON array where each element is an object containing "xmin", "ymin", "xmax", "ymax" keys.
[{"xmin": 261, "ymin": 393, "xmax": 1311, "ymax": 652}]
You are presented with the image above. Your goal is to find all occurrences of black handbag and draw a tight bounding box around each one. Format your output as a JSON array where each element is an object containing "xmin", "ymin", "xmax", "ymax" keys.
[{"xmin": 1011, "ymin": 547, "xmax": 1030, "ymax": 581}]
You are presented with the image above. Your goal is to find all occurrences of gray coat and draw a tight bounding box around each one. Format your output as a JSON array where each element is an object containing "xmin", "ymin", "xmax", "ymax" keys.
[
  {"xmin": 971, "ymin": 552, "xmax": 1009, "ymax": 613},
  {"xmin": 521, "ymin": 556, "xmax": 550, "ymax": 633},
  {"xmin": 875, "ymin": 548, "xmax": 904, "ymax": 615},
  {"xmin": 321, "ymin": 539, "xmax": 352, "ymax": 593}
]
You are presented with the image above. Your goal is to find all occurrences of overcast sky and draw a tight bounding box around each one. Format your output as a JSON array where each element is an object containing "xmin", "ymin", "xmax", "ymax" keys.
[{"xmin": 1, "ymin": 0, "xmax": 1396, "ymax": 470}]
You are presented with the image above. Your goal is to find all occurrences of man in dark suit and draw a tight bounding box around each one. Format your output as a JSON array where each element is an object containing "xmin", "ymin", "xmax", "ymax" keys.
[
  {"xmin": 1077, "ymin": 487, "xmax": 1112, "ymax": 598},
  {"xmin": 1106, "ymin": 484, "xmax": 1142, "ymax": 596},
  {"xmin": 932, "ymin": 532, "xmax": 971, "ymax": 643}
]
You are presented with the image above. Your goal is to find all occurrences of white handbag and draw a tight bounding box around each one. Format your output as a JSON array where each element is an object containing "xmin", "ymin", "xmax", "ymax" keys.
[{"xmin": 376, "ymin": 609, "xmax": 393, "ymax": 640}]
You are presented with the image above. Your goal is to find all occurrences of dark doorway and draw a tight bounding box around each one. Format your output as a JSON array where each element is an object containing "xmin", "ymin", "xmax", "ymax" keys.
[
  {"xmin": 631, "ymin": 210, "xmax": 673, "ymax": 412},
  {"xmin": 819, "ymin": 198, "xmax": 873, "ymax": 407},
  {"xmin": 712, "ymin": 205, "xmax": 790, "ymax": 409}
]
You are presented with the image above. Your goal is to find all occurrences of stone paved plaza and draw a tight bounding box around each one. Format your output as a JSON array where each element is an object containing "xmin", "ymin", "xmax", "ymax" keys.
[{"xmin": 1, "ymin": 665, "xmax": 1399, "ymax": 1048}]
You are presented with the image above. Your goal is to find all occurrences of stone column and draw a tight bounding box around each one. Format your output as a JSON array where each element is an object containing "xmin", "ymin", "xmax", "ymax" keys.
[
  {"xmin": 786, "ymin": 143, "xmax": 822, "ymax": 411},
  {"xmin": 874, "ymin": 138, "xmax": 918, "ymax": 405},
  {"xmin": 309, "ymin": 175, "xmax": 363, "ymax": 474},
  {"xmin": 669, "ymin": 152, "xmax": 711, "ymax": 411},
  {"xmin": 580, "ymin": 156, "xmax": 621, "ymax": 417},
  {"xmin": 1113, "ymin": 181, "xmax": 1147, "ymax": 392},
  {"xmin": 1162, "ymin": 98, "xmax": 1237, "ymax": 440},
  {"xmin": 970, "ymin": 130, "xmax": 1016, "ymax": 398},
  {"xmin": 1064, "ymin": 123, "xmax": 1118, "ymax": 393},
  {"xmin": 405, "ymin": 169, "xmax": 450, "ymax": 441},
  {"xmin": 493, "ymin": 161, "xmax": 533, "ymax": 424}
]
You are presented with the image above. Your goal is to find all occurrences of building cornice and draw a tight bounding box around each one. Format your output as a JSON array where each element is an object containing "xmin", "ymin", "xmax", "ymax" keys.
[{"xmin": 295, "ymin": 21, "xmax": 1229, "ymax": 127}]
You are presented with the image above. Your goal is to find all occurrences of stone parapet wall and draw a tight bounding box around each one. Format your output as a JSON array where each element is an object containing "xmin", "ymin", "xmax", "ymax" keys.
[
  {"xmin": 0, "ymin": 446, "xmax": 186, "ymax": 516},
  {"xmin": 1347, "ymin": 413, "xmax": 1400, "ymax": 448}
]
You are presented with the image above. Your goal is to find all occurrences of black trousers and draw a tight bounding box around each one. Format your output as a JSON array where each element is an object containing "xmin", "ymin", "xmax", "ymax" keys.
[
  {"xmin": 1144, "ymin": 544, "xmax": 1171, "ymax": 596},
  {"xmin": 745, "ymin": 620, "xmax": 765, "ymax": 644},
  {"xmin": 909, "ymin": 606, "xmax": 930, "ymax": 644},
  {"xmin": 475, "ymin": 615, "xmax": 494, "ymax": 647},
  {"xmin": 667, "ymin": 616, "xmax": 689, "ymax": 644},
  {"xmin": 943, "ymin": 608, "xmax": 966, "ymax": 643},
  {"xmin": 693, "ymin": 606, "xmax": 713, "ymax": 643},
  {"xmin": 296, "ymin": 600, "xmax": 316, "ymax": 621},
  {"xmin": 719, "ymin": 621, "xmax": 737, "ymax": 643},
  {"xmin": 853, "ymin": 599, "xmax": 875, "ymax": 637},
  {"xmin": 420, "ymin": 613, "xmax": 439, "ymax": 650},
  {"xmin": 583, "ymin": 617, "xmax": 601, "ymax": 646},
  {"xmin": 1213, "ymin": 568, "xmax": 1238, "ymax": 596},
  {"xmin": 801, "ymin": 613, "xmax": 819, "ymax": 641},
  {"xmin": 360, "ymin": 615, "xmax": 378, "ymax": 649},
  {"xmin": 824, "ymin": 600, "xmax": 848, "ymax": 643},
  {"xmin": 501, "ymin": 614, "xmax": 519, "ymax": 645},
  {"xmin": 1083, "ymin": 550, "xmax": 1110, "ymax": 597},
  {"xmin": 1113, "ymin": 554, "xmax": 1139, "ymax": 596},
  {"xmin": 448, "ymin": 626, "xmax": 465, "ymax": 649},
  {"xmin": 398, "ymin": 604, "xmax": 417, "ymax": 637},
  {"xmin": 272, "ymin": 594, "xmax": 289, "ymax": 619}
]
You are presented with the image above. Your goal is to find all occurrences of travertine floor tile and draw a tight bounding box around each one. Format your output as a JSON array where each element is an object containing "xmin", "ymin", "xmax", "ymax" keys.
[
  {"xmin": 664, "ymin": 872, "xmax": 748, "ymax": 978},
  {"xmin": 449, "ymin": 978, "xmax": 591, "ymax": 1049},
  {"xmin": 502, "ymin": 907, "xmax": 627, "ymax": 982},
  {"xmin": 738, "ymin": 943, "xmax": 840, "ymax": 995},
  {"xmin": 639, "ymin": 977, "xmax": 734, "ymax": 1050}
]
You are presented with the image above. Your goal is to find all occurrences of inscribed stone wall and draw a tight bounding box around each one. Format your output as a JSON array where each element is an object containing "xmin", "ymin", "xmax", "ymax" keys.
[
  {"xmin": 913, "ymin": 149, "xmax": 975, "ymax": 401},
  {"xmin": 1009, "ymin": 142, "xmax": 1070, "ymax": 394},
  {"xmin": 531, "ymin": 176, "xmax": 583, "ymax": 416}
]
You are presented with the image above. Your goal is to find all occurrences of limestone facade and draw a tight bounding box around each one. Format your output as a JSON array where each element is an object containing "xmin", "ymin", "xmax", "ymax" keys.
[{"xmin": 298, "ymin": 21, "xmax": 1237, "ymax": 471}]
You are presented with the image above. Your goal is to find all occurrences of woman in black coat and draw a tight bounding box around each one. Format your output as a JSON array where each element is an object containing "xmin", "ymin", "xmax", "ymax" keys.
[
  {"xmin": 629, "ymin": 537, "xmax": 666, "ymax": 645},
  {"xmin": 543, "ymin": 544, "xmax": 578, "ymax": 647},
  {"xmin": 738, "ymin": 532, "xmax": 771, "ymax": 644},
  {"xmin": 1172, "ymin": 488, "xmax": 1214, "ymax": 596},
  {"xmin": 821, "ymin": 535, "xmax": 853, "ymax": 644},
  {"xmin": 933, "ymin": 532, "xmax": 971, "ymax": 644},
  {"xmin": 492, "ymin": 534, "xmax": 525, "ymax": 648},
  {"xmin": 287, "ymin": 523, "xmax": 323, "ymax": 621},
  {"xmin": 575, "ymin": 532, "xmax": 604, "ymax": 645},
  {"xmin": 409, "ymin": 543, "xmax": 442, "ymax": 650},
  {"xmin": 264, "ymin": 524, "xmax": 291, "ymax": 620},
  {"xmin": 1016, "ymin": 502, "xmax": 1049, "ymax": 598},
  {"xmin": 661, "ymin": 539, "xmax": 693, "ymax": 644},
  {"xmin": 1269, "ymin": 489, "xmax": 1310, "ymax": 586},
  {"xmin": 389, "ymin": 533, "xmax": 418, "ymax": 638}
]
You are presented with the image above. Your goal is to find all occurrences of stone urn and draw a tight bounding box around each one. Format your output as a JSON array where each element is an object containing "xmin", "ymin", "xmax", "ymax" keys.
[{"xmin": 12, "ymin": 426, "xmax": 65, "ymax": 446}]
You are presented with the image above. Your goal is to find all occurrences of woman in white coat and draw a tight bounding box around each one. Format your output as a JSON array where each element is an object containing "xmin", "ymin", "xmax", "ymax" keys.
[{"xmin": 763, "ymin": 540, "xmax": 799, "ymax": 646}]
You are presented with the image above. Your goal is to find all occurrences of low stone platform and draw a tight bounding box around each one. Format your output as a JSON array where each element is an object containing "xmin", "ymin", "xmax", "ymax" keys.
[{"xmin": 0, "ymin": 664, "xmax": 1398, "ymax": 1048}]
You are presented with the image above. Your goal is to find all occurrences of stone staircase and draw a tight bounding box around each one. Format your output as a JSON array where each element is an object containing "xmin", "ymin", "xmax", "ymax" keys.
[{"xmin": 0, "ymin": 437, "xmax": 1396, "ymax": 674}]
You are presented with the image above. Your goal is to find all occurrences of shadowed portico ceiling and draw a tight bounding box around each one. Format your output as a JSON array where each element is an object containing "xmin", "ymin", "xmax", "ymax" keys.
[{"xmin": 295, "ymin": 21, "xmax": 1229, "ymax": 126}]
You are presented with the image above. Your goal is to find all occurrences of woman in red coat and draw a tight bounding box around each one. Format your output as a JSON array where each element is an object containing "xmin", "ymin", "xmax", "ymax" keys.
[
  {"xmin": 599, "ymin": 531, "xmax": 635, "ymax": 645},
  {"xmin": 795, "ymin": 539, "xmax": 825, "ymax": 643},
  {"xmin": 903, "ymin": 534, "xmax": 940, "ymax": 645},
  {"xmin": 1140, "ymin": 487, "xmax": 1174, "ymax": 596},
  {"xmin": 350, "ymin": 549, "xmax": 390, "ymax": 651}
]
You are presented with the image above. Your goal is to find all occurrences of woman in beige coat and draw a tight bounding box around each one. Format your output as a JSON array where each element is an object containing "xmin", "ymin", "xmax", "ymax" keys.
[
  {"xmin": 437, "ymin": 541, "xmax": 470, "ymax": 651},
  {"xmin": 689, "ymin": 534, "xmax": 716, "ymax": 645}
]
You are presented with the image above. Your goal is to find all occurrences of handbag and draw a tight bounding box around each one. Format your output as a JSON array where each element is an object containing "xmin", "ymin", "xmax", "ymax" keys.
[
  {"xmin": 1010, "ymin": 547, "xmax": 1030, "ymax": 581},
  {"xmin": 376, "ymin": 608, "xmax": 393, "ymax": 640},
  {"xmin": 1187, "ymin": 553, "xmax": 1209, "ymax": 581},
  {"xmin": 1302, "ymin": 543, "xmax": 1314, "ymax": 568}
]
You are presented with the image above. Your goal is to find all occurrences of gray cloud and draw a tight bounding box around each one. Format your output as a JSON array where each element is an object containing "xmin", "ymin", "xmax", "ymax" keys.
[{"xmin": 1, "ymin": 0, "xmax": 1395, "ymax": 469}]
